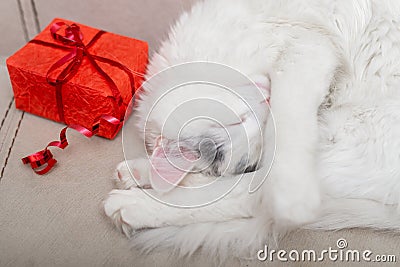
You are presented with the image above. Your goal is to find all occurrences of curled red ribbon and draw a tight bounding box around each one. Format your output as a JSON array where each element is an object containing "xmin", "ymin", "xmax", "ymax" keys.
[
  {"xmin": 22, "ymin": 22, "xmax": 137, "ymax": 175},
  {"xmin": 22, "ymin": 116, "xmax": 121, "ymax": 175}
]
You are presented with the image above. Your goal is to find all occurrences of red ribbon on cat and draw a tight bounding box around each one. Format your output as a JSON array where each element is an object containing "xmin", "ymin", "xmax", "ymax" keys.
[{"xmin": 22, "ymin": 22, "xmax": 135, "ymax": 175}]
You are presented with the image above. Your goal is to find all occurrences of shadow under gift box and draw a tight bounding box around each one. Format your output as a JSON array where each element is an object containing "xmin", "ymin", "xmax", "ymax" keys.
[{"xmin": 6, "ymin": 18, "xmax": 148, "ymax": 139}]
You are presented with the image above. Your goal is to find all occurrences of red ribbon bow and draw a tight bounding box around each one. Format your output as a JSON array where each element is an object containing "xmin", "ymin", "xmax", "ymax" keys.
[{"xmin": 22, "ymin": 22, "xmax": 136, "ymax": 175}]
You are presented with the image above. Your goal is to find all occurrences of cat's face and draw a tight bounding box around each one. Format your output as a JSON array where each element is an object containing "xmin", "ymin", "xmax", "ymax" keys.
[{"xmin": 139, "ymin": 80, "xmax": 270, "ymax": 192}]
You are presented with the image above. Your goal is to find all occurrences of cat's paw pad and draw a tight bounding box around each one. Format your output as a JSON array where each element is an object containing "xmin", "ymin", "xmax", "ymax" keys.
[{"xmin": 113, "ymin": 159, "xmax": 152, "ymax": 190}]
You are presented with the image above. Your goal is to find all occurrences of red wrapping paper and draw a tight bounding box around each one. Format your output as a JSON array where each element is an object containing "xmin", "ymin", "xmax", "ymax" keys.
[{"xmin": 6, "ymin": 18, "xmax": 148, "ymax": 139}]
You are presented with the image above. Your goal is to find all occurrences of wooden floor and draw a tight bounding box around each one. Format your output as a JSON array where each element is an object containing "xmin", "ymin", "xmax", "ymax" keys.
[
  {"xmin": 0, "ymin": 0, "xmax": 37, "ymax": 180},
  {"xmin": 0, "ymin": 57, "xmax": 24, "ymax": 180}
]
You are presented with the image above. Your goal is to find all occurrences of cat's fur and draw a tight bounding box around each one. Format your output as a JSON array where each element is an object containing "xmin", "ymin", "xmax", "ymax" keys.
[{"xmin": 104, "ymin": 0, "xmax": 400, "ymax": 260}]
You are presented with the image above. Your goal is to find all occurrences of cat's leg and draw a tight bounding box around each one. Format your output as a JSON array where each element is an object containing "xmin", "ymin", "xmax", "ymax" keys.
[
  {"xmin": 263, "ymin": 32, "xmax": 339, "ymax": 226},
  {"xmin": 104, "ymin": 172, "xmax": 256, "ymax": 236}
]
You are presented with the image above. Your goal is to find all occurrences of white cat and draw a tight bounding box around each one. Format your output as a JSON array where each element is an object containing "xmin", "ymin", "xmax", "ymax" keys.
[{"xmin": 104, "ymin": 0, "xmax": 400, "ymax": 259}]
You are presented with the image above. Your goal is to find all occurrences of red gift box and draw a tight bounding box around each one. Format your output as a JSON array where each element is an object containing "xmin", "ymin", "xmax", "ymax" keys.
[{"xmin": 6, "ymin": 18, "xmax": 148, "ymax": 139}]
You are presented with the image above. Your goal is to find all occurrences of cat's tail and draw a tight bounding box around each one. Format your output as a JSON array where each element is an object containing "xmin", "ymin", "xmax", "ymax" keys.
[{"xmin": 130, "ymin": 198, "xmax": 400, "ymax": 261}]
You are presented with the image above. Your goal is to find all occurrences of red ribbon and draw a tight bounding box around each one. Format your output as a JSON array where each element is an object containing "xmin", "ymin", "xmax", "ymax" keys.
[
  {"xmin": 22, "ymin": 116, "xmax": 120, "ymax": 175},
  {"xmin": 22, "ymin": 22, "xmax": 137, "ymax": 175}
]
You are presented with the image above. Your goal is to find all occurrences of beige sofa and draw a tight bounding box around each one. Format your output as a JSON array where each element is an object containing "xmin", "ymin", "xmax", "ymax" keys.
[{"xmin": 0, "ymin": 1, "xmax": 399, "ymax": 266}]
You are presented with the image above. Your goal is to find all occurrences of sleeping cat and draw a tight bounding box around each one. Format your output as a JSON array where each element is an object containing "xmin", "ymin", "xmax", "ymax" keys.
[{"xmin": 104, "ymin": 0, "xmax": 400, "ymax": 259}]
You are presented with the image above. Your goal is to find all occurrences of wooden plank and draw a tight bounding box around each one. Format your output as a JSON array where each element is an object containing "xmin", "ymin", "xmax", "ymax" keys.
[
  {"xmin": 0, "ymin": 57, "xmax": 14, "ymax": 125},
  {"xmin": 0, "ymin": 0, "xmax": 38, "ymax": 178},
  {"xmin": 0, "ymin": 57, "xmax": 24, "ymax": 179},
  {"xmin": 0, "ymin": 0, "xmax": 28, "ymax": 55},
  {"xmin": 34, "ymin": 0, "xmax": 200, "ymax": 52},
  {"xmin": 19, "ymin": 0, "xmax": 41, "ymax": 39}
]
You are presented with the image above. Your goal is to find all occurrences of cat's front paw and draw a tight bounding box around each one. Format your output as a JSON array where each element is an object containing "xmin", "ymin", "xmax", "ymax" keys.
[
  {"xmin": 271, "ymin": 169, "xmax": 321, "ymax": 226},
  {"xmin": 274, "ymin": 186, "xmax": 321, "ymax": 226},
  {"xmin": 113, "ymin": 158, "xmax": 152, "ymax": 190},
  {"xmin": 103, "ymin": 189, "xmax": 162, "ymax": 236},
  {"xmin": 104, "ymin": 190, "xmax": 137, "ymax": 237}
]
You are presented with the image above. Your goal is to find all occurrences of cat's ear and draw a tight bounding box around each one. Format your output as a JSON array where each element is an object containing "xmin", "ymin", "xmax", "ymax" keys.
[{"xmin": 149, "ymin": 138, "xmax": 197, "ymax": 193}]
